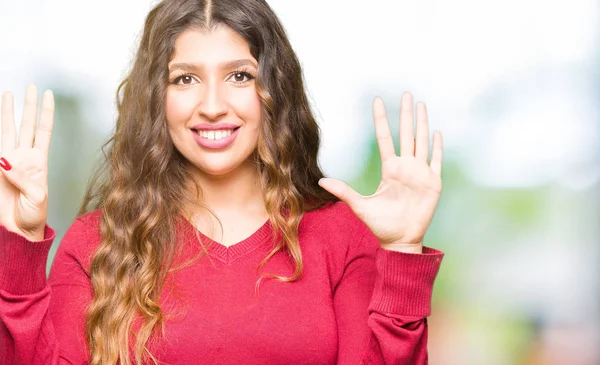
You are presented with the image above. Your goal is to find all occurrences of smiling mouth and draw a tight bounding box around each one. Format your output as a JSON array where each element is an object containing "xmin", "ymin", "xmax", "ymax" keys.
[{"xmin": 194, "ymin": 127, "xmax": 240, "ymax": 141}]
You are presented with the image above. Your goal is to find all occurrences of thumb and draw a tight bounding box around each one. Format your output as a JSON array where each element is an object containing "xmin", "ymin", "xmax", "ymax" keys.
[
  {"xmin": 318, "ymin": 178, "xmax": 362, "ymax": 209},
  {"xmin": 0, "ymin": 157, "xmax": 46, "ymax": 206}
]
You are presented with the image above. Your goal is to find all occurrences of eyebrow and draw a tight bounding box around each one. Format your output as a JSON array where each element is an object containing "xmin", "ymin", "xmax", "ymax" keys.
[{"xmin": 168, "ymin": 59, "xmax": 258, "ymax": 73}]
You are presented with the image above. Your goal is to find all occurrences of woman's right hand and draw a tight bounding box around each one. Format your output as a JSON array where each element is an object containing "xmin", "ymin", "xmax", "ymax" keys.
[{"xmin": 0, "ymin": 85, "xmax": 55, "ymax": 241}]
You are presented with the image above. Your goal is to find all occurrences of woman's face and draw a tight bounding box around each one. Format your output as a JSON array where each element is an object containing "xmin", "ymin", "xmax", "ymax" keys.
[{"xmin": 166, "ymin": 26, "xmax": 262, "ymax": 178}]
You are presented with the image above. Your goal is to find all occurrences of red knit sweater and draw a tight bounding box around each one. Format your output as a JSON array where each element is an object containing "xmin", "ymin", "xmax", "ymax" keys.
[{"xmin": 0, "ymin": 202, "xmax": 443, "ymax": 364}]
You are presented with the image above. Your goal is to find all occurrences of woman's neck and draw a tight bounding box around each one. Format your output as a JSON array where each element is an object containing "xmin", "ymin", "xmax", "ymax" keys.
[{"xmin": 186, "ymin": 159, "xmax": 266, "ymax": 217}]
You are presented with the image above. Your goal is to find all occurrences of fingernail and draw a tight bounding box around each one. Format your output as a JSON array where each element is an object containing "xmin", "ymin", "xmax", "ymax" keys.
[{"xmin": 0, "ymin": 157, "xmax": 12, "ymax": 171}]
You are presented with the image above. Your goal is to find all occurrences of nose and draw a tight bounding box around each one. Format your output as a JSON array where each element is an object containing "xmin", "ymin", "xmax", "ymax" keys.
[{"xmin": 196, "ymin": 81, "xmax": 228, "ymax": 120}]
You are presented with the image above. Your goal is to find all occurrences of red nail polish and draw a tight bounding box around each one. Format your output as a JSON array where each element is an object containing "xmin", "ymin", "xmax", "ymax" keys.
[{"xmin": 0, "ymin": 157, "xmax": 12, "ymax": 171}]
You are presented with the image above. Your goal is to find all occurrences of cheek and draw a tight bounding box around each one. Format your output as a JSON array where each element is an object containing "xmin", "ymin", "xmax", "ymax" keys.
[
  {"xmin": 166, "ymin": 90, "xmax": 198, "ymax": 127},
  {"xmin": 234, "ymin": 90, "xmax": 262, "ymax": 125}
]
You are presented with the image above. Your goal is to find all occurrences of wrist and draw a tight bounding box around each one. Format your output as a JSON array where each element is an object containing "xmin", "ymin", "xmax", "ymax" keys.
[
  {"xmin": 380, "ymin": 241, "xmax": 423, "ymax": 254},
  {"xmin": 10, "ymin": 225, "xmax": 45, "ymax": 242}
]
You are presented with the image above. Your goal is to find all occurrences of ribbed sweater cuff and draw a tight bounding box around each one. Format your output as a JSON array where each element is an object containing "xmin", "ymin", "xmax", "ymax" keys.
[
  {"xmin": 368, "ymin": 246, "xmax": 444, "ymax": 317},
  {"xmin": 0, "ymin": 225, "xmax": 55, "ymax": 295}
]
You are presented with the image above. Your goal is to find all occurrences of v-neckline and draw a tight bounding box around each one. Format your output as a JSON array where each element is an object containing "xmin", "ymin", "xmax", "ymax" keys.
[{"xmin": 180, "ymin": 216, "xmax": 274, "ymax": 263}]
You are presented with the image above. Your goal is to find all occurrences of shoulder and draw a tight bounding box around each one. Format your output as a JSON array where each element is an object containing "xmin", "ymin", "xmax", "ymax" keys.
[
  {"xmin": 53, "ymin": 209, "xmax": 103, "ymax": 275},
  {"xmin": 300, "ymin": 201, "xmax": 377, "ymax": 251},
  {"xmin": 299, "ymin": 202, "xmax": 380, "ymax": 287},
  {"xmin": 303, "ymin": 201, "xmax": 369, "ymax": 235},
  {"xmin": 70, "ymin": 208, "xmax": 103, "ymax": 248},
  {"xmin": 74, "ymin": 209, "xmax": 103, "ymax": 233}
]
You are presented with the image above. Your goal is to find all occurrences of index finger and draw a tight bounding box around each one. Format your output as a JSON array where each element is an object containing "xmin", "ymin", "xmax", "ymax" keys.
[
  {"xmin": 373, "ymin": 97, "xmax": 396, "ymax": 162},
  {"xmin": 33, "ymin": 90, "xmax": 55, "ymax": 154},
  {"xmin": 1, "ymin": 92, "xmax": 16, "ymax": 154}
]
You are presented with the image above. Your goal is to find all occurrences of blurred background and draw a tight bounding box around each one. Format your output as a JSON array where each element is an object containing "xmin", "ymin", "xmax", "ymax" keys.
[{"xmin": 1, "ymin": 0, "xmax": 598, "ymax": 364}]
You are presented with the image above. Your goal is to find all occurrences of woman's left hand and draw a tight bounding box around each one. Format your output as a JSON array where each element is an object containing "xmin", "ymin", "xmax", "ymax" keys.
[{"xmin": 318, "ymin": 92, "xmax": 443, "ymax": 254}]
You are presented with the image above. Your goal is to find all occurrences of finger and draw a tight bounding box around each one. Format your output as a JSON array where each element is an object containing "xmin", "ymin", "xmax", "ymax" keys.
[
  {"xmin": 372, "ymin": 97, "xmax": 396, "ymax": 162},
  {"xmin": 430, "ymin": 130, "xmax": 443, "ymax": 176},
  {"xmin": 0, "ymin": 157, "xmax": 47, "ymax": 206},
  {"xmin": 33, "ymin": 90, "xmax": 55, "ymax": 153},
  {"xmin": 1, "ymin": 92, "xmax": 16, "ymax": 154},
  {"xmin": 18, "ymin": 85, "xmax": 38, "ymax": 149},
  {"xmin": 415, "ymin": 102, "xmax": 430, "ymax": 162},
  {"xmin": 318, "ymin": 178, "xmax": 362, "ymax": 210},
  {"xmin": 399, "ymin": 92, "xmax": 415, "ymax": 157}
]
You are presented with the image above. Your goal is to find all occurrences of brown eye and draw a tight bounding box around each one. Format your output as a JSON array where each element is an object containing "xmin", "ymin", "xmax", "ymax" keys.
[
  {"xmin": 180, "ymin": 75, "xmax": 194, "ymax": 84},
  {"xmin": 228, "ymin": 71, "xmax": 255, "ymax": 84},
  {"xmin": 171, "ymin": 74, "xmax": 197, "ymax": 85},
  {"xmin": 233, "ymin": 73, "xmax": 247, "ymax": 82}
]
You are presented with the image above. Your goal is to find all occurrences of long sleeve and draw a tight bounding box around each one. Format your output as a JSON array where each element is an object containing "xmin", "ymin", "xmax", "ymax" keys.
[
  {"xmin": 333, "ymin": 229, "xmax": 443, "ymax": 365},
  {"xmin": 0, "ymin": 219, "xmax": 92, "ymax": 365}
]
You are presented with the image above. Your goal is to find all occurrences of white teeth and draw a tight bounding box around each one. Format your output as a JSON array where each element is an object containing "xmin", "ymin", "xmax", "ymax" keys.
[{"xmin": 198, "ymin": 129, "xmax": 234, "ymax": 140}]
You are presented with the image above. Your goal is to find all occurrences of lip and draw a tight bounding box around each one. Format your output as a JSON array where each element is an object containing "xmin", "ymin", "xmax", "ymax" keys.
[
  {"xmin": 191, "ymin": 127, "xmax": 240, "ymax": 150},
  {"xmin": 192, "ymin": 123, "xmax": 241, "ymax": 131}
]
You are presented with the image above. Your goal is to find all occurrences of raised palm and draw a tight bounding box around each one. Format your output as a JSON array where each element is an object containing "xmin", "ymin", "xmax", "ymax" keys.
[
  {"xmin": 318, "ymin": 92, "xmax": 443, "ymax": 253},
  {"xmin": 0, "ymin": 85, "xmax": 55, "ymax": 240}
]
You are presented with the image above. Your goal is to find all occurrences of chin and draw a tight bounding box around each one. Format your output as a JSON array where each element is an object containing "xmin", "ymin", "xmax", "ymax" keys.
[{"xmin": 188, "ymin": 158, "xmax": 246, "ymax": 178}]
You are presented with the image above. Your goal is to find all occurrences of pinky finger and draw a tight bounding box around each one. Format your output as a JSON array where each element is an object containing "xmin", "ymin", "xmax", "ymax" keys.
[{"xmin": 430, "ymin": 130, "xmax": 443, "ymax": 176}]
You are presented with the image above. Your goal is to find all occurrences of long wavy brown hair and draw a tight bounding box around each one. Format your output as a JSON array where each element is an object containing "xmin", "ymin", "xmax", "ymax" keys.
[{"xmin": 77, "ymin": 0, "xmax": 337, "ymax": 364}]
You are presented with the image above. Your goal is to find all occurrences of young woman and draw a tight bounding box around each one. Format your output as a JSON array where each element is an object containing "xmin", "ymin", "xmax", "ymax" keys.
[{"xmin": 0, "ymin": 0, "xmax": 445, "ymax": 364}]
